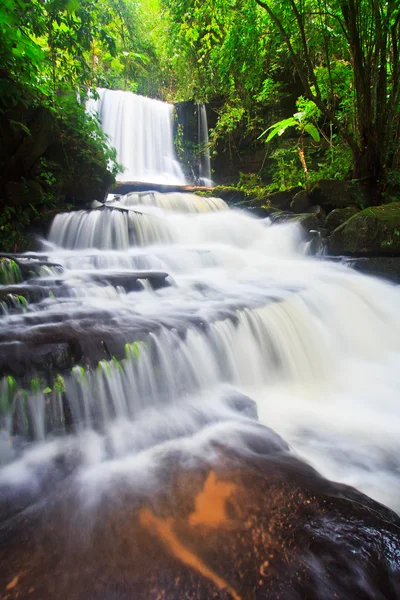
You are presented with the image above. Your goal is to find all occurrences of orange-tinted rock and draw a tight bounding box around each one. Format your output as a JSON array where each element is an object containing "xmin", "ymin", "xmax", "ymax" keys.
[{"xmin": 0, "ymin": 422, "xmax": 399, "ymax": 600}]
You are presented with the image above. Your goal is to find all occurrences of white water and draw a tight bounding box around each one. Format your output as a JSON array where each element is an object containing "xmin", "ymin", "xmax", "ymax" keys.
[
  {"xmin": 86, "ymin": 88, "xmax": 186, "ymax": 184},
  {"xmin": 2, "ymin": 193, "xmax": 400, "ymax": 513},
  {"xmin": 118, "ymin": 191, "xmax": 226, "ymax": 212}
]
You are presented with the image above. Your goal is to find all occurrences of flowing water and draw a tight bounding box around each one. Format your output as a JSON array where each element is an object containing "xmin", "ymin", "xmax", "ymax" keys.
[
  {"xmin": 86, "ymin": 89, "xmax": 186, "ymax": 185},
  {"xmin": 1, "ymin": 190, "xmax": 400, "ymax": 516}
]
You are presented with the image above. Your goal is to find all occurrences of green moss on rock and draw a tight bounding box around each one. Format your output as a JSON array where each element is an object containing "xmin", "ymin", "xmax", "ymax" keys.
[{"xmin": 328, "ymin": 202, "xmax": 400, "ymax": 255}]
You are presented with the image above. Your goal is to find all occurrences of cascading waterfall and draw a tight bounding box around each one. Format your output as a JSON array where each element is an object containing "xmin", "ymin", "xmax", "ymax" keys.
[
  {"xmin": 2, "ymin": 187, "xmax": 400, "ymax": 516},
  {"xmin": 118, "ymin": 190, "xmax": 226, "ymax": 212},
  {"xmin": 86, "ymin": 88, "xmax": 186, "ymax": 185},
  {"xmin": 2, "ymin": 84, "xmax": 400, "ymax": 598}
]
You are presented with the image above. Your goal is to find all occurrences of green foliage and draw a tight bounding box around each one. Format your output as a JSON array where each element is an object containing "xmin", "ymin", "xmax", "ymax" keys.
[
  {"xmin": 55, "ymin": 89, "xmax": 121, "ymax": 181},
  {"xmin": 209, "ymin": 105, "xmax": 246, "ymax": 151},
  {"xmin": 0, "ymin": 259, "xmax": 21, "ymax": 285},
  {"xmin": 260, "ymin": 112, "xmax": 320, "ymax": 143},
  {"xmin": 124, "ymin": 341, "xmax": 146, "ymax": 361},
  {"xmin": 267, "ymin": 146, "xmax": 303, "ymax": 191}
]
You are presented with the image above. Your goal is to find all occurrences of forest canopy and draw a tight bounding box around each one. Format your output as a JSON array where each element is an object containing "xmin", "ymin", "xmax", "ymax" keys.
[{"xmin": 1, "ymin": 0, "xmax": 400, "ymax": 197}]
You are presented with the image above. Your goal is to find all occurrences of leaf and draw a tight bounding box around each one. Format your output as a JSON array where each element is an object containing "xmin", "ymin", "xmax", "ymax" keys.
[
  {"xmin": 258, "ymin": 117, "xmax": 297, "ymax": 140},
  {"xmin": 264, "ymin": 127, "xmax": 280, "ymax": 142},
  {"xmin": 293, "ymin": 111, "xmax": 305, "ymax": 122},
  {"xmin": 304, "ymin": 124, "xmax": 320, "ymax": 142}
]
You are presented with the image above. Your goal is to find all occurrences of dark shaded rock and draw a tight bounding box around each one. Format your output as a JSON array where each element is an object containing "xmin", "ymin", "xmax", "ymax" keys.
[
  {"xmin": 62, "ymin": 159, "xmax": 114, "ymax": 206},
  {"xmin": 290, "ymin": 189, "xmax": 311, "ymax": 212},
  {"xmin": 269, "ymin": 210, "xmax": 292, "ymax": 223},
  {"xmin": 87, "ymin": 270, "xmax": 171, "ymax": 292},
  {"xmin": 307, "ymin": 204, "xmax": 326, "ymax": 222},
  {"xmin": 224, "ymin": 391, "xmax": 259, "ymax": 420},
  {"xmin": 244, "ymin": 205, "xmax": 274, "ymax": 218},
  {"xmin": 344, "ymin": 256, "xmax": 400, "ymax": 283},
  {"xmin": 291, "ymin": 213, "xmax": 319, "ymax": 231},
  {"xmin": 327, "ymin": 203, "xmax": 400, "ymax": 255},
  {"xmin": 309, "ymin": 179, "xmax": 371, "ymax": 211},
  {"xmin": 325, "ymin": 207, "xmax": 360, "ymax": 231},
  {"xmin": 0, "ymin": 342, "xmax": 73, "ymax": 377},
  {"xmin": 307, "ymin": 230, "xmax": 325, "ymax": 255},
  {"xmin": 270, "ymin": 211, "xmax": 319, "ymax": 233},
  {"xmin": 267, "ymin": 186, "xmax": 303, "ymax": 211},
  {"xmin": 0, "ymin": 422, "xmax": 400, "ymax": 600},
  {"xmin": 5, "ymin": 180, "xmax": 44, "ymax": 207},
  {"xmin": 0, "ymin": 285, "xmax": 48, "ymax": 305}
]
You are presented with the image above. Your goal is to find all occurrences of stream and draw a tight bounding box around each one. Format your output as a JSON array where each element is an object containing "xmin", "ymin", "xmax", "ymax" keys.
[{"xmin": 1, "ymin": 90, "xmax": 400, "ymax": 599}]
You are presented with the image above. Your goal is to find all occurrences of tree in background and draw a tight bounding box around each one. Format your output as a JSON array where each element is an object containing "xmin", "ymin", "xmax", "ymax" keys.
[
  {"xmin": 255, "ymin": 0, "xmax": 400, "ymax": 191},
  {"xmin": 158, "ymin": 0, "xmax": 400, "ymax": 192}
]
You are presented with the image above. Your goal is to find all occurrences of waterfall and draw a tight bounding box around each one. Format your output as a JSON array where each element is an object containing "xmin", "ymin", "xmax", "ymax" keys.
[
  {"xmin": 87, "ymin": 88, "xmax": 186, "ymax": 185},
  {"xmin": 118, "ymin": 191, "xmax": 227, "ymax": 212},
  {"xmin": 1, "ymin": 187, "xmax": 400, "ymax": 513},
  {"xmin": 197, "ymin": 103, "xmax": 213, "ymax": 186},
  {"xmin": 2, "ymin": 88, "xmax": 400, "ymax": 600}
]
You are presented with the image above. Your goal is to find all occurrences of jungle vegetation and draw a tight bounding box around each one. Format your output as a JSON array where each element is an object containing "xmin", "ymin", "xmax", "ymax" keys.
[{"xmin": 0, "ymin": 0, "xmax": 399, "ymax": 241}]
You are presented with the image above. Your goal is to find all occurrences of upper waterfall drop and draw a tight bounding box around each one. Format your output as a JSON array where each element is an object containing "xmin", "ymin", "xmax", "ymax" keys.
[{"xmin": 86, "ymin": 88, "xmax": 186, "ymax": 185}]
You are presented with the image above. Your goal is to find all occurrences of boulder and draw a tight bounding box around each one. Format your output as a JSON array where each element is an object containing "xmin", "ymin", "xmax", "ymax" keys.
[
  {"xmin": 266, "ymin": 186, "xmax": 303, "ymax": 211},
  {"xmin": 271, "ymin": 211, "xmax": 319, "ymax": 233},
  {"xmin": 269, "ymin": 210, "xmax": 320, "ymax": 235},
  {"xmin": 324, "ymin": 207, "xmax": 360, "ymax": 231},
  {"xmin": 1, "ymin": 421, "xmax": 400, "ymax": 599},
  {"xmin": 308, "ymin": 179, "xmax": 370, "ymax": 211},
  {"xmin": 327, "ymin": 202, "xmax": 400, "ymax": 255},
  {"xmin": 307, "ymin": 204, "xmax": 326, "ymax": 223},
  {"xmin": 343, "ymin": 256, "xmax": 400, "ymax": 283},
  {"xmin": 290, "ymin": 189, "xmax": 311, "ymax": 212}
]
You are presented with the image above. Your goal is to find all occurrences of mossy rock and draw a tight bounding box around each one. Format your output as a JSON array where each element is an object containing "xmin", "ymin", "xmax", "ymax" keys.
[
  {"xmin": 324, "ymin": 207, "xmax": 360, "ymax": 231},
  {"xmin": 270, "ymin": 211, "xmax": 319, "ymax": 232},
  {"xmin": 327, "ymin": 202, "xmax": 400, "ymax": 255}
]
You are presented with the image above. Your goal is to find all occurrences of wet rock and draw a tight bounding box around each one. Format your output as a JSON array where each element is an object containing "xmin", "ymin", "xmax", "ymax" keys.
[
  {"xmin": 344, "ymin": 256, "xmax": 400, "ymax": 283},
  {"xmin": 307, "ymin": 204, "xmax": 326, "ymax": 223},
  {"xmin": 324, "ymin": 207, "xmax": 360, "ymax": 231},
  {"xmin": 327, "ymin": 202, "xmax": 400, "ymax": 255},
  {"xmin": 268, "ymin": 209, "xmax": 291, "ymax": 223},
  {"xmin": 270, "ymin": 211, "xmax": 319, "ymax": 234},
  {"xmin": 87, "ymin": 270, "xmax": 171, "ymax": 291},
  {"xmin": 0, "ymin": 422, "xmax": 399, "ymax": 600},
  {"xmin": 0, "ymin": 342, "xmax": 73, "ymax": 377},
  {"xmin": 224, "ymin": 391, "xmax": 259, "ymax": 420},
  {"xmin": 316, "ymin": 227, "xmax": 330, "ymax": 238},
  {"xmin": 287, "ymin": 213, "xmax": 319, "ymax": 232},
  {"xmin": 0, "ymin": 284, "xmax": 50, "ymax": 309}
]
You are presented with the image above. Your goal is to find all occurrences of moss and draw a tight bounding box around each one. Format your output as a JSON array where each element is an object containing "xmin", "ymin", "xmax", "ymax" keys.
[
  {"xmin": 194, "ymin": 190, "xmax": 214, "ymax": 198},
  {"xmin": 0, "ymin": 258, "xmax": 21, "ymax": 285},
  {"xmin": 328, "ymin": 203, "xmax": 400, "ymax": 255}
]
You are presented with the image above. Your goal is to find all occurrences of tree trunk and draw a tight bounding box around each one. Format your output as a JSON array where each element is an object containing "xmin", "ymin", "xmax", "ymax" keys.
[{"xmin": 351, "ymin": 136, "xmax": 384, "ymax": 202}]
